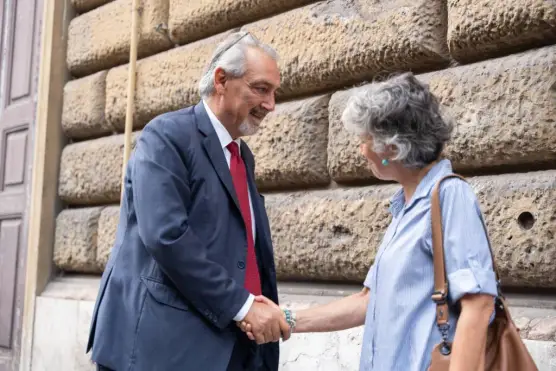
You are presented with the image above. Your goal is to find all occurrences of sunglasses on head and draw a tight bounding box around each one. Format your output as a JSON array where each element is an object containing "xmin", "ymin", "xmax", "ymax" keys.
[{"xmin": 206, "ymin": 31, "xmax": 256, "ymax": 71}]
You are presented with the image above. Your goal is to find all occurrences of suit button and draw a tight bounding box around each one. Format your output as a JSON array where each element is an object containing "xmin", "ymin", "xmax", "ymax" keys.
[{"xmin": 237, "ymin": 261, "xmax": 245, "ymax": 269}]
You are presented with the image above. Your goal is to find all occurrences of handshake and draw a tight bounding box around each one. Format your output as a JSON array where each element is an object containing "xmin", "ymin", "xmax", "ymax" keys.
[{"xmin": 236, "ymin": 296, "xmax": 294, "ymax": 344}]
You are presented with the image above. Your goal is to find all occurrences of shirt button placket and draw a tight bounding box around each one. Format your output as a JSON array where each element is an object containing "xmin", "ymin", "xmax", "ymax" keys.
[{"xmin": 370, "ymin": 214, "xmax": 404, "ymax": 369}]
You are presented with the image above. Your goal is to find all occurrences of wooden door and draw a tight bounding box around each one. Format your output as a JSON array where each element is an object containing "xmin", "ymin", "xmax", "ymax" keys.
[{"xmin": 0, "ymin": 0, "xmax": 42, "ymax": 369}]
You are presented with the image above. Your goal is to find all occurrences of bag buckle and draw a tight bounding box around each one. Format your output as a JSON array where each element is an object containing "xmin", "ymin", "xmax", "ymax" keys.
[{"xmin": 431, "ymin": 290, "xmax": 447, "ymax": 304}]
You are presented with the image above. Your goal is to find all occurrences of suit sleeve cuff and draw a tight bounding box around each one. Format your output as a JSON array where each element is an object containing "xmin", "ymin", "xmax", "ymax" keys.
[{"xmin": 233, "ymin": 294, "xmax": 255, "ymax": 321}]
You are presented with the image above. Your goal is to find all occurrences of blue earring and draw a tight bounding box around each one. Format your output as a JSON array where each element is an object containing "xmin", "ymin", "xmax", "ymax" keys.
[{"xmin": 382, "ymin": 159, "xmax": 389, "ymax": 166}]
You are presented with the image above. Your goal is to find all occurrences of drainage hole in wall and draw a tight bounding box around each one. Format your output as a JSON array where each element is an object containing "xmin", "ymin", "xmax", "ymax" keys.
[{"xmin": 517, "ymin": 211, "xmax": 535, "ymax": 230}]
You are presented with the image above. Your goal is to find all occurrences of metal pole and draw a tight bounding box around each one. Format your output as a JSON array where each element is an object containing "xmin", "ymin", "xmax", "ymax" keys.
[{"xmin": 121, "ymin": 0, "xmax": 139, "ymax": 200}]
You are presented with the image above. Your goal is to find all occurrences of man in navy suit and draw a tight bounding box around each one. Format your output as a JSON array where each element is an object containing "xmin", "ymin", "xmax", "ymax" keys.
[{"xmin": 87, "ymin": 31, "xmax": 291, "ymax": 371}]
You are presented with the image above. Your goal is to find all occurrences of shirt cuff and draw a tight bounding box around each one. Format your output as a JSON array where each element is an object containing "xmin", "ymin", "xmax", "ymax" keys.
[
  {"xmin": 233, "ymin": 294, "xmax": 255, "ymax": 321},
  {"xmin": 447, "ymin": 267, "xmax": 498, "ymax": 304}
]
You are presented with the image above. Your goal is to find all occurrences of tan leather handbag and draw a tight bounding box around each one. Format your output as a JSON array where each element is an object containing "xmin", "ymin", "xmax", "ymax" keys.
[{"xmin": 427, "ymin": 174, "xmax": 538, "ymax": 371}]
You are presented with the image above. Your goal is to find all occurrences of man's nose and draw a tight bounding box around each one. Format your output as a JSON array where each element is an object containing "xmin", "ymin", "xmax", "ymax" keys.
[{"xmin": 261, "ymin": 95, "xmax": 276, "ymax": 112}]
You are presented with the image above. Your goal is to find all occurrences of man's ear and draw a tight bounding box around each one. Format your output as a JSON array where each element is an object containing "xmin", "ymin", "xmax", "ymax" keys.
[{"xmin": 214, "ymin": 67, "xmax": 227, "ymax": 95}]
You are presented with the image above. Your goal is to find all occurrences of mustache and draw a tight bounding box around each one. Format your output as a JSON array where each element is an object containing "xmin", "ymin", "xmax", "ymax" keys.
[{"xmin": 250, "ymin": 108, "xmax": 269, "ymax": 118}]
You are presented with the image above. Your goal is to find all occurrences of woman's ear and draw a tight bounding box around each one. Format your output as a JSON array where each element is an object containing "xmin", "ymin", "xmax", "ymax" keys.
[{"xmin": 385, "ymin": 144, "xmax": 399, "ymax": 159}]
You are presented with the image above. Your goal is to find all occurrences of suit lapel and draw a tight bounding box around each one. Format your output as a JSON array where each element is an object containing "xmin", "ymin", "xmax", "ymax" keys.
[{"xmin": 195, "ymin": 103, "xmax": 241, "ymax": 213}]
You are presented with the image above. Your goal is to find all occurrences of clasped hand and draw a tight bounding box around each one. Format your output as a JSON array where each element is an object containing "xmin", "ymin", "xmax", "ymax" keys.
[{"xmin": 236, "ymin": 296, "xmax": 291, "ymax": 344}]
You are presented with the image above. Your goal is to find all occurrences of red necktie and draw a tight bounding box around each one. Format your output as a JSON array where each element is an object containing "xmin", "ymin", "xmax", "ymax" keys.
[{"xmin": 227, "ymin": 142, "xmax": 262, "ymax": 296}]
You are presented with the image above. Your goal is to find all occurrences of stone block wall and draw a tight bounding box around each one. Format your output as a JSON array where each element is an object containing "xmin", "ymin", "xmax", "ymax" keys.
[{"xmin": 56, "ymin": 0, "xmax": 556, "ymax": 344}]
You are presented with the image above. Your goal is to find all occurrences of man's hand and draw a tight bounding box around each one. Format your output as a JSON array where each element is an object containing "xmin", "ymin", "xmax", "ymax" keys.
[{"xmin": 238, "ymin": 296, "xmax": 290, "ymax": 344}]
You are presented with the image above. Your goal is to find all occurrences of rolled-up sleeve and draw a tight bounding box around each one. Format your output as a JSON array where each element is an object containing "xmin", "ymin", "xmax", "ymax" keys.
[
  {"xmin": 363, "ymin": 264, "xmax": 376, "ymax": 289},
  {"xmin": 438, "ymin": 179, "xmax": 498, "ymax": 304}
]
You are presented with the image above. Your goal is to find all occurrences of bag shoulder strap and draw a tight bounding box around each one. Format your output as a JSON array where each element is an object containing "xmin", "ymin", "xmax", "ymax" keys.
[{"xmin": 430, "ymin": 174, "xmax": 502, "ymax": 330}]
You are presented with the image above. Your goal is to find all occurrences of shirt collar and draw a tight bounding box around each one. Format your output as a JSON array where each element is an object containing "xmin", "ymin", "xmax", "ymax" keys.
[
  {"xmin": 202, "ymin": 100, "xmax": 242, "ymax": 151},
  {"xmin": 389, "ymin": 159, "xmax": 453, "ymax": 217}
]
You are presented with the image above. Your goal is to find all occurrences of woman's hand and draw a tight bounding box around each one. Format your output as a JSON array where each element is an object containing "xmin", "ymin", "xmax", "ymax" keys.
[
  {"xmin": 238, "ymin": 286, "xmax": 370, "ymax": 343},
  {"xmin": 449, "ymin": 293, "xmax": 495, "ymax": 371},
  {"xmin": 237, "ymin": 296, "xmax": 287, "ymax": 342}
]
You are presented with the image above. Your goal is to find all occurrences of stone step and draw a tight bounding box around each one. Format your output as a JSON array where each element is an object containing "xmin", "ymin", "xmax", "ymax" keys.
[{"xmin": 41, "ymin": 275, "xmax": 556, "ymax": 343}]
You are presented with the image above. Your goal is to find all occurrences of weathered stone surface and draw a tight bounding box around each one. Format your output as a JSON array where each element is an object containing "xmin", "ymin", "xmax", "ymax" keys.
[
  {"xmin": 447, "ymin": 0, "xmax": 556, "ymax": 63},
  {"xmin": 53, "ymin": 207, "xmax": 103, "ymax": 273},
  {"xmin": 105, "ymin": 31, "xmax": 233, "ymax": 131},
  {"xmin": 527, "ymin": 317, "xmax": 556, "ymax": 341},
  {"xmin": 265, "ymin": 170, "xmax": 556, "ymax": 287},
  {"xmin": 328, "ymin": 46, "xmax": 556, "ymax": 183},
  {"xmin": 67, "ymin": 0, "xmax": 172, "ymax": 77},
  {"xmin": 168, "ymin": 0, "xmax": 315, "ymax": 45},
  {"xmin": 266, "ymin": 186, "xmax": 396, "ymax": 282},
  {"xmin": 244, "ymin": 95, "xmax": 331, "ymax": 190},
  {"xmin": 59, "ymin": 95, "xmax": 330, "ymax": 204},
  {"xmin": 243, "ymin": 0, "xmax": 449, "ymax": 98},
  {"xmin": 62, "ymin": 71, "xmax": 111, "ymax": 139},
  {"xmin": 71, "ymin": 0, "xmax": 112, "ymax": 14},
  {"xmin": 59, "ymin": 133, "xmax": 139, "ymax": 205},
  {"xmin": 97, "ymin": 206, "xmax": 120, "ymax": 269},
  {"xmin": 103, "ymin": 0, "xmax": 449, "ymax": 134}
]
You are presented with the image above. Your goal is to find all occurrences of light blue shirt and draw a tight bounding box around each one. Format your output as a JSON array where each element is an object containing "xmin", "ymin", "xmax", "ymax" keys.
[{"xmin": 359, "ymin": 159, "xmax": 498, "ymax": 371}]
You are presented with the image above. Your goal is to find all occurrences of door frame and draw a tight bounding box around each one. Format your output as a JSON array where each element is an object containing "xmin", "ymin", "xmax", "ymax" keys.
[
  {"xmin": 18, "ymin": 0, "xmax": 72, "ymax": 370},
  {"xmin": 0, "ymin": 0, "xmax": 44, "ymax": 368}
]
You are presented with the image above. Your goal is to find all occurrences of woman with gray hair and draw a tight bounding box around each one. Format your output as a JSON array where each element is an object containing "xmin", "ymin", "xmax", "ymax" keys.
[{"xmin": 240, "ymin": 72, "xmax": 498, "ymax": 371}]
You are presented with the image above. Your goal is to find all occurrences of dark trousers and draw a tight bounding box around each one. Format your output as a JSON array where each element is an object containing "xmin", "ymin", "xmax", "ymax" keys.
[
  {"xmin": 227, "ymin": 331, "xmax": 260, "ymax": 371},
  {"xmin": 96, "ymin": 335, "xmax": 259, "ymax": 371}
]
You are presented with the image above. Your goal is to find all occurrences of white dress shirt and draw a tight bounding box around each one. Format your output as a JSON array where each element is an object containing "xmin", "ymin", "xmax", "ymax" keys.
[{"xmin": 202, "ymin": 100, "xmax": 255, "ymax": 321}]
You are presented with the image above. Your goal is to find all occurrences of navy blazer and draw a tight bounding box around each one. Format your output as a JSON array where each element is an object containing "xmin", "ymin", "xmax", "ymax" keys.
[{"xmin": 87, "ymin": 102, "xmax": 280, "ymax": 371}]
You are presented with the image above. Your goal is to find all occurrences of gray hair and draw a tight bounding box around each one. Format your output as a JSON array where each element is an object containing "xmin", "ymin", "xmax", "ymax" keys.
[
  {"xmin": 341, "ymin": 72, "xmax": 453, "ymax": 169},
  {"xmin": 198, "ymin": 31, "xmax": 279, "ymax": 98}
]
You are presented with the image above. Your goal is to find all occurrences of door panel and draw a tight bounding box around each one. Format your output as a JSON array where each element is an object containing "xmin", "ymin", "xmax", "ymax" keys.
[
  {"xmin": 9, "ymin": 0, "xmax": 35, "ymax": 102},
  {"xmin": 0, "ymin": 219, "xmax": 20, "ymax": 348},
  {"xmin": 3, "ymin": 129, "xmax": 28, "ymax": 187},
  {"xmin": 0, "ymin": 0, "xmax": 41, "ymax": 369}
]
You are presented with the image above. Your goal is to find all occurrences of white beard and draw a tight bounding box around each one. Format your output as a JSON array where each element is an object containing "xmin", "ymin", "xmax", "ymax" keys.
[{"xmin": 238, "ymin": 117, "xmax": 260, "ymax": 136}]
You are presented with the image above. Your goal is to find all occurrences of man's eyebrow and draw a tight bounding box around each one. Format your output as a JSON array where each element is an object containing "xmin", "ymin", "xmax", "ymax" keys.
[{"xmin": 251, "ymin": 79, "xmax": 280, "ymax": 89}]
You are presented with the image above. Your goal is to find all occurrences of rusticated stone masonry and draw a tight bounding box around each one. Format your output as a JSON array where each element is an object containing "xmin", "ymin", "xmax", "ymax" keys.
[
  {"xmin": 58, "ymin": 132, "xmax": 139, "ymax": 204},
  {"xmin": 58, "ymin": 95, "xmax": 330, "ymax": 204},
  {"xmin": 57, "ymin": 0, "xmax": 556, "ymax": 293},
  {"xmin": 58, "ymin": 46, "xmax": 556, "ymax": 202},
  {"xmin": 447, "ymin": 0, "xmax": 556, "ymax": 63},
  {"xmin": 67, "ymin": 0, "xmax": 172, "ymax": 77},
  {"xmin": 328, "ymin": 46, "xmax": 556, "ymax": 182},
  {"xmin": 71, "ymin": 0, "xmax": 112, "ymax": 14},
  {"xmin": 54, "ymin": 206, "xmax": 103, "ymax": 273},
  {"xmin": 54, "ymin": 170, "xmax": 556, "ymax": 287},
  {"xmin": 62, "ymin": 70, "xmax": 109, "ymax": 139},
  {"xmin": 168, "ymin": 0, "xmax": 317, "ymax": 45},
  {"xmin": 65, "ymin": 0, "xmax": 451, "ymax": 138}
]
